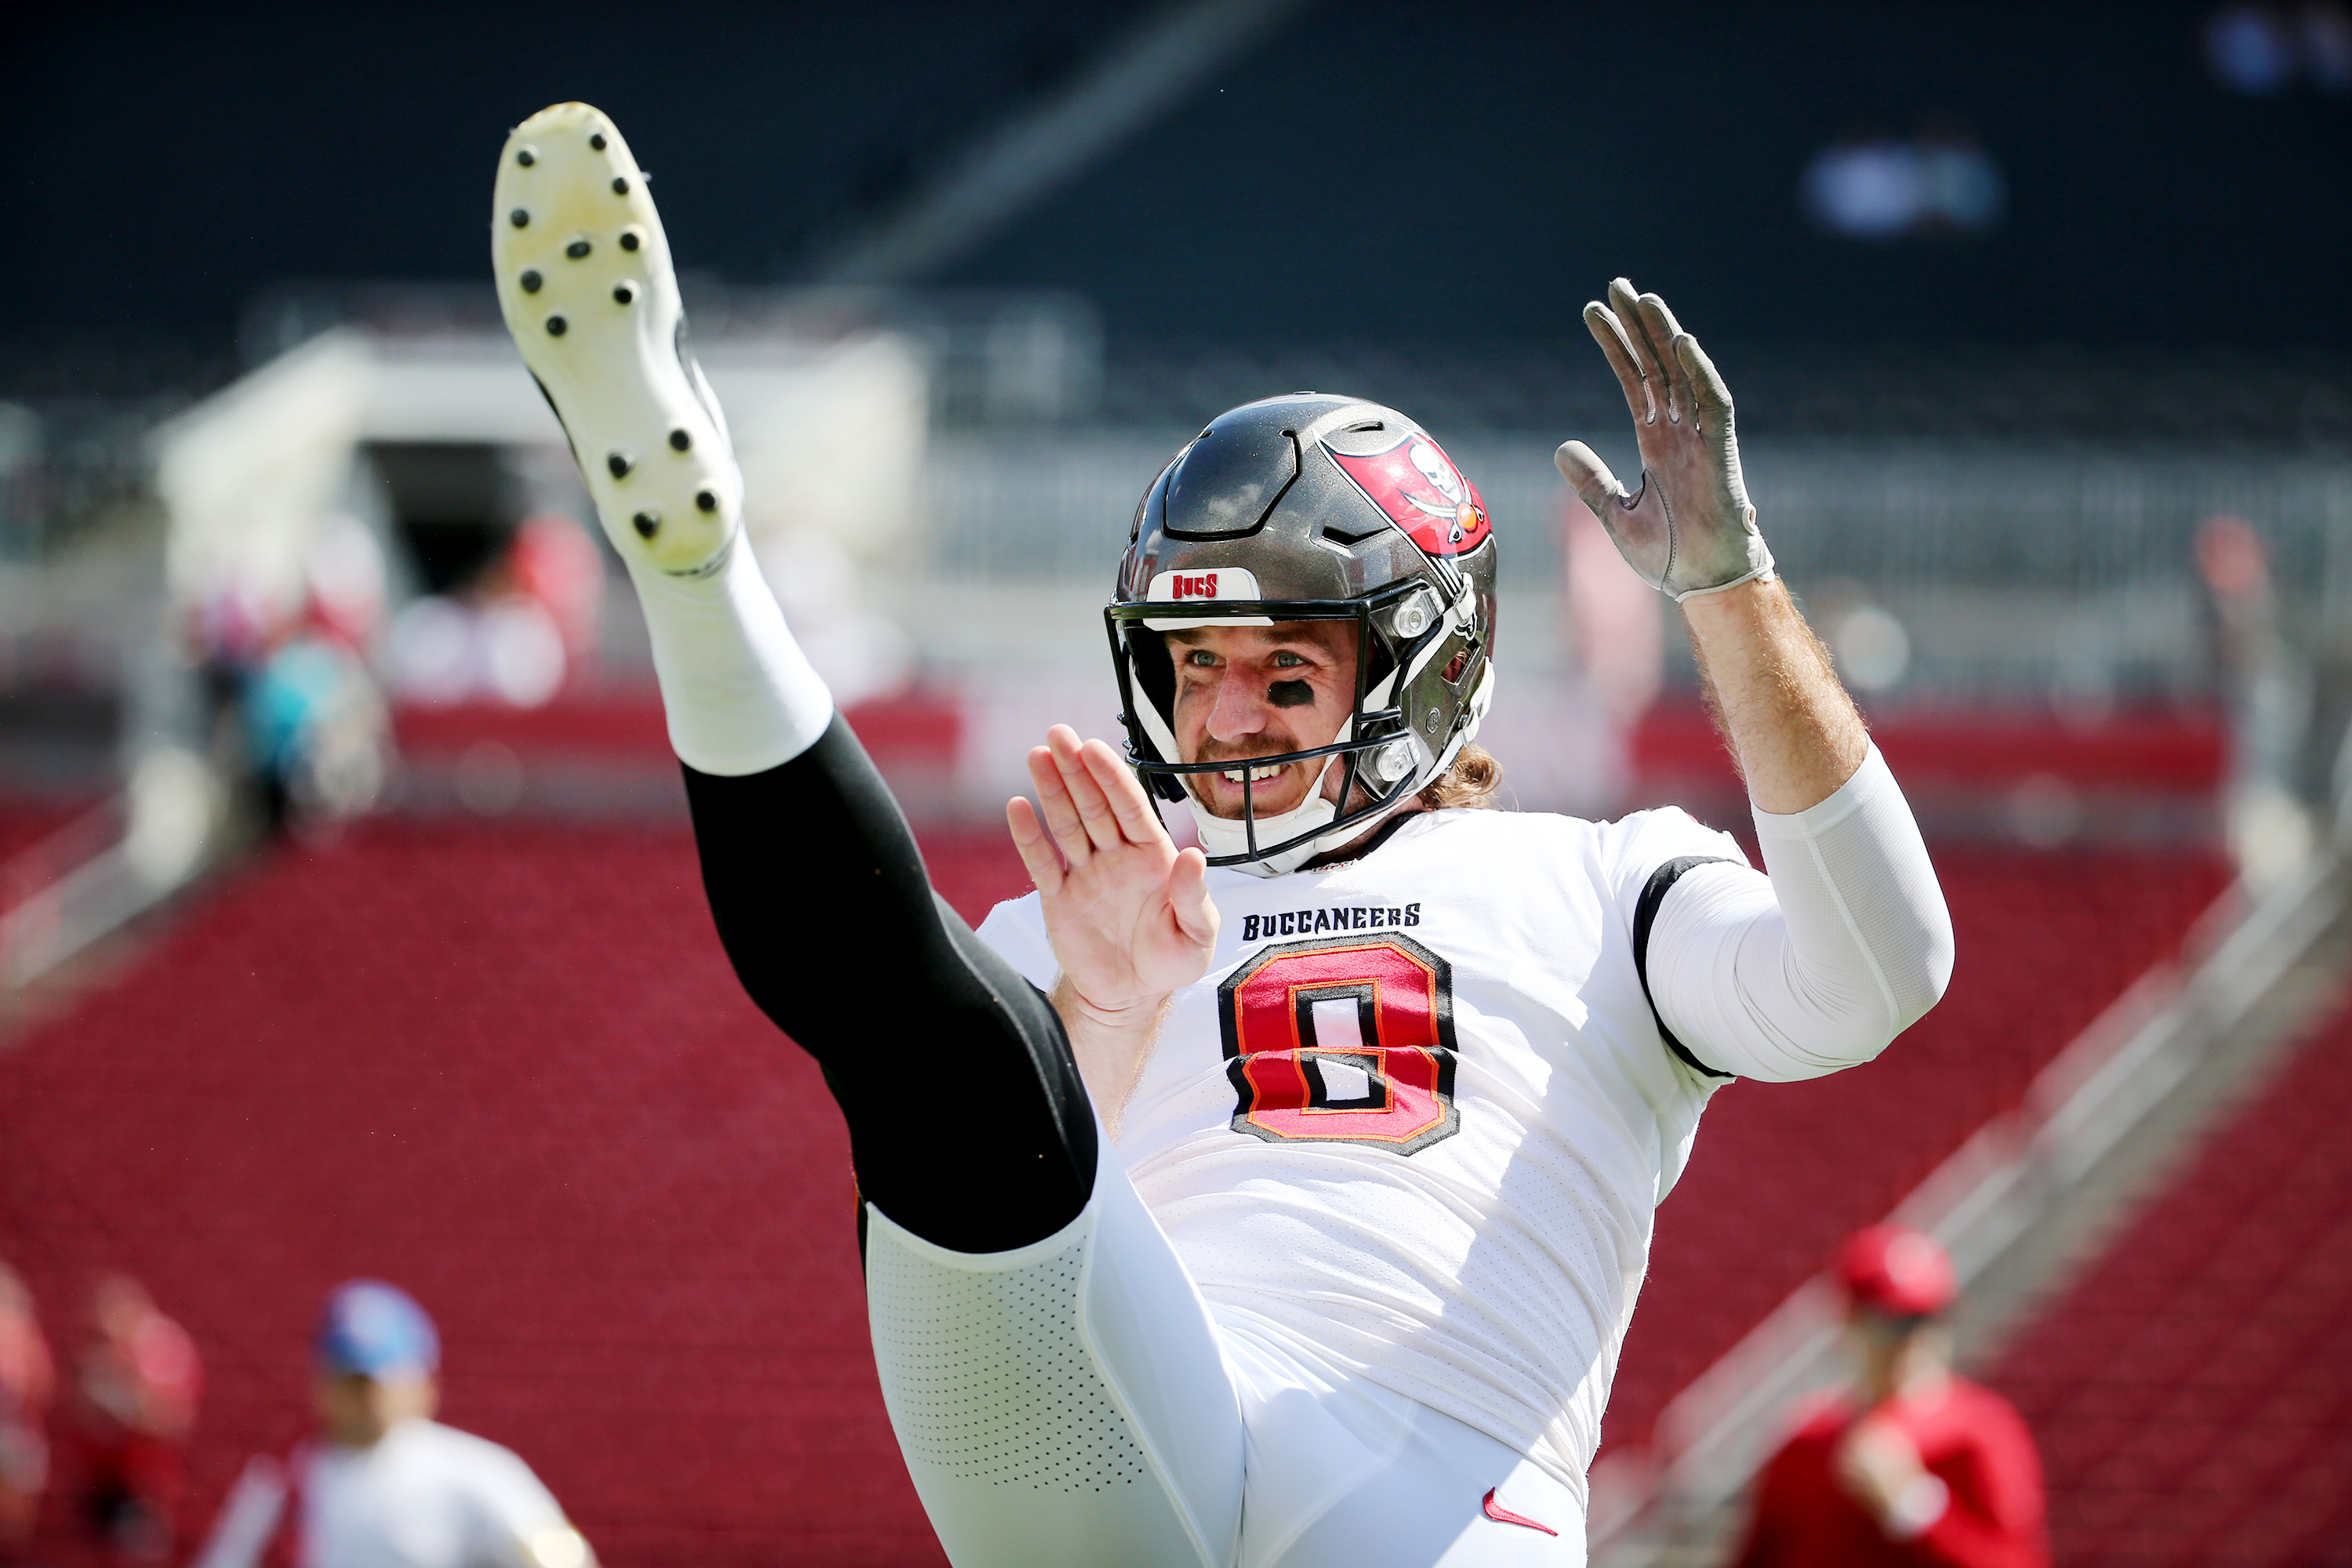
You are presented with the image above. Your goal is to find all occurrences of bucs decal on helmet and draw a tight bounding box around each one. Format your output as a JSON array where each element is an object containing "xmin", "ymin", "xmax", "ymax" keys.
[{"xmin": 1322, "ymin": 433, "xmax": 1492, "ymax": 557}]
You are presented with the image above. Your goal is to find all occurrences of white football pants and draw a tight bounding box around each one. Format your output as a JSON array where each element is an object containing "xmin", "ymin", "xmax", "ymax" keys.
[{"xmin": 865, "ymin": 1149, "xmax": 1585, "ymax": 1568}]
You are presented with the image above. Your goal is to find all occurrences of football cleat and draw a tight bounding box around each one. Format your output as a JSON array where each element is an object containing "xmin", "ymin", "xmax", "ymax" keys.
[{"xmin": 492, "ymin": 103, "xmax": 738, "ymax": 578}]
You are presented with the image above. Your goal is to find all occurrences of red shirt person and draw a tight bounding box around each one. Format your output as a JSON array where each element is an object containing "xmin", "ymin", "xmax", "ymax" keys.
[
  {"xmin": 0, "ymin": 1261, "xmax": 55, "ymax": 1551},
  {"xmin": 1733, "ymin": 1226, "xmax": 2048, "ymax": 1568},
  {"xmin": 73, "ymin": 1275, "xmax": 201, "ymax": 1561}
]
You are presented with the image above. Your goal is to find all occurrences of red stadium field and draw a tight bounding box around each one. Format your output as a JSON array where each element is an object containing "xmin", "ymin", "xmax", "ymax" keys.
[{"xmin": 0, "ymin": 820, "xmax": 2224, "ymax": 1563}]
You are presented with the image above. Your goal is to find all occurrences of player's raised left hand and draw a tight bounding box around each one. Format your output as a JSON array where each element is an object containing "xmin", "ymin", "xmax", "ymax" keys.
[
  {"xmin": 1556, "ymin": 278, "xmax": 1775, "ymax": 601},
  {"xmin": 1009, "ymin": 726, "xmax": 1219, "ymax": 1022}
]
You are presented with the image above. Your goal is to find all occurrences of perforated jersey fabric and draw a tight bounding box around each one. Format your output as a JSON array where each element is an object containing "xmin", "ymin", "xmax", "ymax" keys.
[
  {"xmin": 869, "ymin": 1233, "xmax": 1151, "ymax": 1492},
  {"xmin": 975, "ymin": 745, "xmax": 1950, "ymax": 1500},
  {"xmin": 864, "ymin": 1165, "xmax": 1243, "ymax": 1568}
]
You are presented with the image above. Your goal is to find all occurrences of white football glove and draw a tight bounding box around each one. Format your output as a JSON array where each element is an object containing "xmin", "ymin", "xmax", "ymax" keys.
[{"xmin": 1555, "ymin": 278, "xmax": 1774, "ymax": 601}]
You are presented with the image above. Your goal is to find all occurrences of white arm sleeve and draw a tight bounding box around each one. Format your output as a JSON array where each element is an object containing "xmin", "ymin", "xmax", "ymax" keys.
[
  {"xmin": 629, "ymin": 541, "xmax": 834, "ymax": 778},
  {"xmin": 1646, "ymin": 744, "xmax": 1954, "ymax": 1081}
]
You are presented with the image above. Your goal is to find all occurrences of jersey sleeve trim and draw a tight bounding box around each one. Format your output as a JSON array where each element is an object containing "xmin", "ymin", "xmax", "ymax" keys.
[{"xmin": 1633, "ymin": 855, "xmax": 1738, "ymax": 1079}]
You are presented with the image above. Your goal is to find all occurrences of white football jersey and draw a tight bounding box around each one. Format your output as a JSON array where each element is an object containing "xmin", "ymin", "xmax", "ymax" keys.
[
  {"xmin": 975, "ymin": 803, "xmax": 1751, "ymax": 1498},
  {"xmin": 296, "ymin": 1421, "xmax": 576, "ymax": 1568}
]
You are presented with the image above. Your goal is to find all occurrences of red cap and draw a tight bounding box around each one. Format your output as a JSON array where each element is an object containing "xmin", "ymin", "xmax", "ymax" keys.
[{"xmin": 1837, "ymin": 1225, "xmax": 1956, "ymax": 1317}]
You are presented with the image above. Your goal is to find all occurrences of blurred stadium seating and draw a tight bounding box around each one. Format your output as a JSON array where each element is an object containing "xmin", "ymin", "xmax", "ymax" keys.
[
  {"xmin": 1987, "ymin": 997, "xmax": 2352, "ymax": 1564},
  {"xmin": 0, "ymin": 701, "xmax": 2233, "ymax": 1561},
  {"xmin": 0, "ymin": 808, "xmax": 1019, "ymax": 1565},
  {"xmin": 1610, "ymin": 844, "xmax": 2230, "ymax": 1464}
]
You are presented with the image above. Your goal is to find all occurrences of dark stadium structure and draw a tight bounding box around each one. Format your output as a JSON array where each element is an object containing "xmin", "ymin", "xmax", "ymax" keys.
[{"xmin": 2, "ymin": 1, "xmax": 2346, "ymax": 381}]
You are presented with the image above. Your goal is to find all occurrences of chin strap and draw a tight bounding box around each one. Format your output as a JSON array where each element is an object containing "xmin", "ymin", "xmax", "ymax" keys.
[
  {"xmin": 1185, "ymin": 743, "xmax": 1348, "ymax": 876},
  {"xmin": 1218, "ymin": 662, "xmax": 1497, "ymax": 876}
]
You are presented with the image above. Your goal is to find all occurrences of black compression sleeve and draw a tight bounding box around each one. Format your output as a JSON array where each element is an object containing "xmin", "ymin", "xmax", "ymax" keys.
[
  {"xmin": 1633, "ymin": 855, "xmax": 1737, "ymax": 1080},
  {"xmin": 683, "ymin": 715, "xmax": 1098, "ymax": 1254}
]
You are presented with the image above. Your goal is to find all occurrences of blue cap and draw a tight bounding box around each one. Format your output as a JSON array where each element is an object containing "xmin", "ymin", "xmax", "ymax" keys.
[{"xmin": 315, "ymin": 1280, "xmax": 439, "ymax": 1378}]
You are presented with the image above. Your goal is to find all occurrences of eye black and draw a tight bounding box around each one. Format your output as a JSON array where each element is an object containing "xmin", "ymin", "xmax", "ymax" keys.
[{"xmin": 1268, "ymin": 680, "xmax": 1314, "ymax": 708}]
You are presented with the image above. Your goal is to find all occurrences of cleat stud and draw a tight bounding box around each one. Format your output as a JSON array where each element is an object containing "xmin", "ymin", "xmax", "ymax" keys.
[
  {"xmin": 695, "ymin": 488, "xmax": 718, "ymax": 514},
  {"xmin": 607, "ymin": 452, "xmax": 633, "ymax": 479},
  {"xmin": 520, "ymin": 270, "xmax": 542, "ymax": 293},
  {"xmin": 589, "ymin": 132, "xmax": 608, "ymax": 151},
  {"xmin": 668, "ymin": 429, "xmax": 691, "ymax": 451},
  {"xmin": 546, "ymin": 315, "xmax": 568, "ymax": 336},
  {"xmin": 510, "ymin": 208, "xmax": 530, "ymax": 227},
  {"xmin": 612, "ymin": 281, "xmax": 636, "ymax": 305},
  {"xmin": 515, "ymin": 147, "xmax": 536, "ymax": 167},
  {"xmin": 632, "ymin": 511, "xmax": 660, "ymax": 539},
  {"xmin": 565, "ymin": 238, "xmax": 591, "ymax": 260},
  {"xmin": 619, "ymin": 230, "xmax": 641, "ymax": 252},
  {"xmin": 612, "ymin": 176, "xmax": 629, "ymax": 195}
]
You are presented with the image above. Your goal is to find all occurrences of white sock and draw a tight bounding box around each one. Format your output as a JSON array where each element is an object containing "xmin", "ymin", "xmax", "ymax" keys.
[
  {"xmin": 489, "ymin": 102, "xmax": 836, "ymax": 777},
  {"xmin": 627, "ymin": 539, "xmax": 834, "ymax": 777}
]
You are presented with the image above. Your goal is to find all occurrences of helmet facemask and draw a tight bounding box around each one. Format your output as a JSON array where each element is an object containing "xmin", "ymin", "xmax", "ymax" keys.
[
  {"xmin": 1107, "ymin": 393, "xmax": 1500, "ymax": 875},
  {"xmin": 1107, "ymin": 575, "xmax": 1490, "ymax": 875}
]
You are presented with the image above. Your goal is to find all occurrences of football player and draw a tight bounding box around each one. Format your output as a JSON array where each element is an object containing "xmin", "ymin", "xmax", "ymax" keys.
[{"xmin": 492, "ymin": 103, "xmax": 1954, "ymax": 1567}]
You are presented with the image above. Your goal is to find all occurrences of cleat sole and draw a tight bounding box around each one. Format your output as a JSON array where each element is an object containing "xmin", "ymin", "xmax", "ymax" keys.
[{"xmin": 492, "ymin": 102, "xmax": 736, "ymax": 576}]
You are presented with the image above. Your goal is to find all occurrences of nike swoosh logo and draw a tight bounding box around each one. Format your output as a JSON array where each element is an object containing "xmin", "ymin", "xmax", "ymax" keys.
[{"xmin": 1482, "ymin": 1487, "xmax": 1558, "ymax": 1536}]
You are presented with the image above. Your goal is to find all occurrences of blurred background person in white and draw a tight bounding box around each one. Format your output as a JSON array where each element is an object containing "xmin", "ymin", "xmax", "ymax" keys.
[
  {"xmin": 198, "ymin": 1281, "xmax": 592, "ymax": 1568},
  {"xmin": 0, "ymin": 1261, "xmax": 53, "ymax": 1557}
]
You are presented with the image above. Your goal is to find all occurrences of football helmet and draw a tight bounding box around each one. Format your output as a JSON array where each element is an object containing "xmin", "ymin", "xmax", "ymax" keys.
[{"xmin": 1109, "ymin": 394, "xmax": 1498, "ymax": 874}]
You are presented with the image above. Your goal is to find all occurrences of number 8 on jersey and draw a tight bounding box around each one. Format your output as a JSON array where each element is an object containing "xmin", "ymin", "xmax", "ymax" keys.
[{"xmin": 1217, "ymin": 935, "xmax": 1461, "ymax": 1153}]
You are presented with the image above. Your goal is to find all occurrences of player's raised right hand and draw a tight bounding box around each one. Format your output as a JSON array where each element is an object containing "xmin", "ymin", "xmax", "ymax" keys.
[{"xmin": 1008, "ymin": 726, "xmax": 1218, "ymax": 1022}]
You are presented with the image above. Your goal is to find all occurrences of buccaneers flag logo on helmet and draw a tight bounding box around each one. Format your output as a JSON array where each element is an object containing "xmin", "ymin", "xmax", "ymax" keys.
[{"xmin": 1322, "ymin": 433, "xmax": 1492, "ymax": 558}]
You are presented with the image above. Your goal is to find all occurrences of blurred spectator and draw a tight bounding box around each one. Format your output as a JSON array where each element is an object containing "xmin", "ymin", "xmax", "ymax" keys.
[
  {"xmin": 1732, "ymin": 1226, "xmax": 2048, "ymax": 1567},
  {"xmin": 1564, "ymin": 495, "xmax": 1663, "ymax": 730},
  {"xmin": 507, "ymin": 514, "xmax": 604, "ymax": 669},
  {"xmin": 73, "ymin": 1275, "xmax": 201, "ymax": 1562},
  {"xmin": 2209, "ymin": 5, "xmax": 2300, "ymax": 92},
  {"xmin": 0, "ymin": 1262, "xmax": 53, "ymax": 1554},
  {"xmin": 194, "ymin": 1282, "xmax": 593, "ymax": 1568},
  {"xmin": 243, "ymin": 630, "xmax": 390, "ymax": 832},
  {"xmin": 2198, "ymin": 514, "xmax": 2314, "ymax": 890},
  {"xmin": 244, "ymin": 630, "xmax": 391, "ymax": 829},
  {"xmin": 194, "ymin": 514, "xmax": 394, "ymax": 834},
  {"xmin": 2207, "ymin": 4, "xmax": 2352, "ymax": 93},
  {"xmin": 1802, "ymin": 123, "xmax": 2004, "ymax": 240},
  {"xmin": 1543, "ymin": 492, "xmax": 1664, "ymax": 810},
  {"xmin": 2310, "ymin": 2, "xmax": 2352, "ymax": 89},
  {"xmin": 305, "ymin": 513, "xmax": 391, "ymax": 653},
  {"xmin": 388, "ymin": 515, "xmax": 604, "ymax": 710}
]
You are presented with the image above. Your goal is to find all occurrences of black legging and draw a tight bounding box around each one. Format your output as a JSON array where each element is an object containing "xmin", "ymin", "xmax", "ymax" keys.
[{"xmin": 683, "ymin": 714, "xmax": 1098, "ymax": 1254}]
